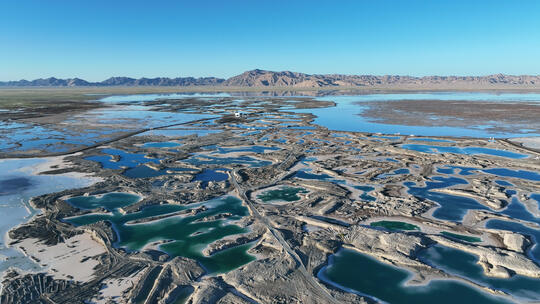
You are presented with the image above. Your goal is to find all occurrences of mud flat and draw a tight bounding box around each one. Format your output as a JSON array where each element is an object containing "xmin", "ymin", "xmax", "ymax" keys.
[
  {"xmin": 509, "ymin": 136, "xmax": 540, "ymax": 151},
  {"xmin": 0, "ymin": 91, "xmax": 539, "ymax": 303}
]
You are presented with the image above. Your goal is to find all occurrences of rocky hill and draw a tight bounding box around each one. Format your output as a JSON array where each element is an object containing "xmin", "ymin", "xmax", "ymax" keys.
[{"xmin": 2, "ymin": 69, "xmax": 540, "ymax": 88}]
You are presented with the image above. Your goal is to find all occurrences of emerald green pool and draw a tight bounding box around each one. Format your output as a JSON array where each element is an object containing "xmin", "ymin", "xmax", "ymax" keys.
[
  {"xmin": 319, "ymin": 248, "xmax": 511, "ymax": 304},
  {"xmin": 440, "ymin": 231, "xmax": 482, "ymax": 243},
  {"xmin": 257, "ymin": 186, "xmax": 308, "ymax": 203},
  {"xmin": 64, "ymin": 196, "xmax": 255, "ymax": 273},
  {"xmin": 67, "ymin": 192, "xmax": 141, "ymax": 211},
  {"xmin": 370, "ymin": 220, "xmax": 420, "ymax": 231}
]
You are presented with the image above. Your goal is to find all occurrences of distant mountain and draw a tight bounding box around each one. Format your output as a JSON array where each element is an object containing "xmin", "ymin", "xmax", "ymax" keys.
[
  {"xmin": 223, "ymin": 69, "xmax": 334, "ymax": 87},
  {"xmin": 225, "ymin": 70, "xmax": 540, "ymax": 88},
  {"xmin": 0, "ymin": 77, "xmax": 91, "ymax": 87},
  {"xmin": 0, "ymin": 76, "xmax": 224, "ymax": 87},
  {"xmin": 103, "ymin": 77, "xmax": 225, "ymax": 86},
  {"xmin": 1, "ymin": 70, "xmax": 539, "ymax": 88}
]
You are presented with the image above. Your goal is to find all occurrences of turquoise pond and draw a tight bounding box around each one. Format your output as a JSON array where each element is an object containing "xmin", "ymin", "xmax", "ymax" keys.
[
  {"xmin": 257, "ymin": 186, "xmax": 308, "ymax": 203},
  {"xmin": 440, "ymin": 231, "xmax": 482, "ymax": 243},
  {"xmin": 292, "ymin": 170, "xmax": 333, "ymax": 180},
  {"xmin": 67, "ymin": 193, "xmax": 140, "ymax": 211},
  {"xmin": 400, "ymin": 144, "xmax": 527, "ymax": 159},
  {"xmin": 369, "ymin": 221, "xmax": 420, "ymax": 231},
  {"xmin": 318, "ymin": 248, "xmax": 511, "ymax": 304},
  {"xmin": 64, "ymin": 196, "xmax": 254, "ymax": 273}
]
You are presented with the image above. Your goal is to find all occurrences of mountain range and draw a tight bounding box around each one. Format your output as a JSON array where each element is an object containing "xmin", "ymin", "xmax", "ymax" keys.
[{"xmin": 2, "ymin": 69, "xmax": 540, "ymax": 88}]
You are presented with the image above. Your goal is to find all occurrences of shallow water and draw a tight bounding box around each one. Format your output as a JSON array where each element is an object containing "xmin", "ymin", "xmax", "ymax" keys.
[
  {"xmin": 123, "ymin": 166, "xmax": 195, "ymax": 179},
  {"xmin": 1, "ymin": 101, "xmax": 215, "ymax": 155},
  {"xmin": 0, "ymin": 122, "xmax": 123, "ymax": 154},
  {"xmin": 86, "ymin": 148, "xmax": 161, "ymax": 170},
  {"xmin": 98, "ymin": 93, "xmax": 231, "ymax": 103},
  {"xmin": 530, "ymin": 194, "xmax": 540, "ymax": 209},
  {"xmin": 138, "ymin": 128, "xmax": 221, "ymax": 138},
  {"xmin": 0, "ymin": 158, "xmax": 96, "ymax": 276},
  {"xmin": 143, "ymin": 141, "xmax": 182, "ymax": 148},
  {"xmin": 87, "ymin": 107, "xmax": 215, "ymax": 129},
  {"xmin": 418, "ymin": 244, "xmax": 540, "ymax": 302},
  {"xmin": 209, "ymin": 145, "xmax": 280, "ymax": 154},
  {"xmin": 405, "ymin": 176, "xmax": 488, "ymax": 222},
  {"xmin": 65, "ymin": 196, "xmax": 254, "ymax": 273},
  {"xmin": 371, "ymin": 135, "xmax": 401, "ymax": 140},
  {"xmin": 436, "ymin": 165, "xmax": 478, "ymax": 176},
  {"xmin": 495, "ymin": 180, "xmax": 513, "ymax": 186},
  {"xmin": 319, "ymin": 248, "xmax": 510, "ymax": 304},
  {"xmin": 376, "ymin": 168, "xmax": 410, "ymax": 179},
  {"xmin": 192, "ymin": 169, "xmax": 229, "ymax": 188},
  {"xmin": 409, "ymin": 138, "xmax": 455, "ymax": 143},
  {"xmin": 183, "ymin": 155, "xmax": 271, "ymax": 168},
  {"xmin": 292, "ymin": 170, "xmax": 332, "ymax": 180},
  {"xmin": 294, "ymin": 93, "xmax": 540, "ymax": 137},
  {"xmin": 401, "ymin": 144, "xmax": 527, "ymax": 159},
  {"xmin": 498, "ymin": 197, "xmax": 539, "ymax": 225},
  {"xmin": 485, "ymin": 220, "xmax": 540, "ymax": 263},
  {"xmin": 482, "ymin": 168, "xmax": 540, "ymax": 182},
  {"xmin": 353, "ymin": 185, "xmax": 376, "ymax": 202}
]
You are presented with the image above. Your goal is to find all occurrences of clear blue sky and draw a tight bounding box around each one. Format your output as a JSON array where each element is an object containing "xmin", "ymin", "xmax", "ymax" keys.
[{"xmin": 1, "ymin": 0, "xmax": 540, "ymax": 81}]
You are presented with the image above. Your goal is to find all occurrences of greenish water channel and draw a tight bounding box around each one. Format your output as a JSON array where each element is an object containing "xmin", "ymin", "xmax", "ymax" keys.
[
  {"xmin": 64, "ymin": 196, "xmax": 254, "ymax": 273},
  {"xmin": 257, "ymin": 186, "xmax": 308, "ymax": 203},
  {"xmin": 319, "ymin": 248, "xmax": 511, "ymax": 304},
  {"xmin": 370, "ymin": 220, "xmax": 420, "ymax": 231}
]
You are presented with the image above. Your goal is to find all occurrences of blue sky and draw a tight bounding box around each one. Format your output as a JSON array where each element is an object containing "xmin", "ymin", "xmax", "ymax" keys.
[{"xmin": 1, "ymin": 0, "xmax": 540, "ymax": 81}]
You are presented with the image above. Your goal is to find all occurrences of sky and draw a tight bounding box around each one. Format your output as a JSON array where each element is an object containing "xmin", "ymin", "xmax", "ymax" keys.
[{"xmin": 1, "ymin": 0, "xmax": 540, "ymax": 81}]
